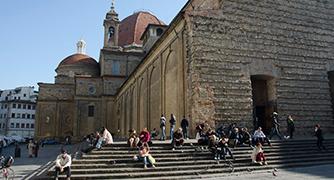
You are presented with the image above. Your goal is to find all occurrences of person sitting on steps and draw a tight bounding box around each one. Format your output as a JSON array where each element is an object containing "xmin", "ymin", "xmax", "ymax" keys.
[
  {"xmin": 251, "ymin": 142, "xmax": 268, "ymax": 166},
  {"xmin": 217, "ymin": 136, "xmax": 234, "ymax": 160},
  {"xmin": 253, "ymin": 127, "xmax": 272, "ymax": 147},
  {"xmin": 172, "ymin": 128, "xmax": 184, "ymax": 150},
  {"xmin": 54, "ymin": 148, "xmax": 72, "ymax": 180},
  {"xmin": 134, "ymin": 143, "xmax": 156, "ymax": 169},
  {"xmin": 128, "ymin": 129, "xmax": 140, "ymax": 148},
  {"xmin": 138, "ymin": 128, "xmax": 152, "ymax": 147}
]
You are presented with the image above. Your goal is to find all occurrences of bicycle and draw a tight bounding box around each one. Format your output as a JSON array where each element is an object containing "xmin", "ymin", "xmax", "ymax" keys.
[{"xmin": 0, "ymin": 156, "xmax": 15, "ymax": 180}]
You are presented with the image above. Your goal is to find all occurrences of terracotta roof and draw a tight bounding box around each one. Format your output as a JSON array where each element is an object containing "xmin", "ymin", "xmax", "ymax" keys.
[
  {"xmin": 118, "ymin": 11, "xmax": 165, "ymax": 46},
  {"xmin": 58, "ymin": 53, "xmax": 98, "ymax": 67}
]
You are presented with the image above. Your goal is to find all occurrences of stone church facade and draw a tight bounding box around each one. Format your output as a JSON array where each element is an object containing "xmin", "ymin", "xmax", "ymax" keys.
[{"xmin": 36, "ymin": 0, "xmax": 334, "ymax": 140}]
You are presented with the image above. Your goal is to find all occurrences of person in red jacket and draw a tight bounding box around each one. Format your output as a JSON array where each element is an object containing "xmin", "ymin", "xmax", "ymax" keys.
[{"xmin": 139, "ymin": 128, "xmax": 151, "ymax": 147}]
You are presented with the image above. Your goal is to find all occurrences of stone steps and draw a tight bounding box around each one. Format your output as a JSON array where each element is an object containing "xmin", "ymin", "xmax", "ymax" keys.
[
  {"xmin": 40, "ymin": 138, "xmax": 334, "ymax": 179},
  {"xmin": 81, "ymin": 147, "xmax": 334, "ymax": 160}
]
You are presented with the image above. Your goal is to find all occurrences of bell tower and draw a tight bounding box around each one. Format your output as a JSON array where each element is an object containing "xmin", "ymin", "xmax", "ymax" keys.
[{"xmin": 103, "ymin": 0, "xmax": 119, "ymax": 48}]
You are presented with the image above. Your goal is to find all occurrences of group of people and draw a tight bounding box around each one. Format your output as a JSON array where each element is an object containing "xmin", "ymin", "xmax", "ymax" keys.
[
  {"xmin": 83, "ymin": 127, "xmax": 114, "ymax": 152},
  {"xmin": 52, "ymin": 111, "xmax": 329, "ymax": 179},
  {"xmin": 27, "ymin": 140, "xmax": 40, "ymax": 158},
  {"xmin": 127, "ymin": 128, "xmax": 156, "ymax": 168},
  {"xmin": 160, "ymin": 114, "xmax": 189, "ymax": 141}
]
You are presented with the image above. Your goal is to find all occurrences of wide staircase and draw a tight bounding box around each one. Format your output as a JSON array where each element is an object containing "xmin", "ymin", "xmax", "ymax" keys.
[{"xmin": 39, "ymin": 138, "xmax": 334, "ymax": 179}]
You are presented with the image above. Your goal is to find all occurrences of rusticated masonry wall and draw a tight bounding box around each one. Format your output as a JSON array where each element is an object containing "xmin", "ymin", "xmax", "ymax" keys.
[{"xmin": 186, "ymin": 0, "xmax": 334, "ymax": 134}]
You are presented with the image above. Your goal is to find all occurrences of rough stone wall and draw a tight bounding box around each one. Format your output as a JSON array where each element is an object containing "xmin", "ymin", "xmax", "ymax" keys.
[
  {"xmin": 35, "ymin": 84, "xmax": 75, "ymax": 139},
  {"xmin": 75, "ymin": 77, "xmax": 103, "ymax": 97},
  {"xmin": 186, "ymin": 0, "xmax": 334, "ymax": 134}
]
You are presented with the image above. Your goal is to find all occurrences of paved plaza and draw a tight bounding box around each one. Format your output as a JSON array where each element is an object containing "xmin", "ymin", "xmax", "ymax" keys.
[{"xmin": 2, "ymin": 143, "xmax": 76, "ymax": 179}]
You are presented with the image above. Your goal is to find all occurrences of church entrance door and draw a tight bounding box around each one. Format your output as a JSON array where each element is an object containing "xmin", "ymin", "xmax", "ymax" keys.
[{"xmin": 251, "ymin": 75, "xmax": 277, "ymax": 134}]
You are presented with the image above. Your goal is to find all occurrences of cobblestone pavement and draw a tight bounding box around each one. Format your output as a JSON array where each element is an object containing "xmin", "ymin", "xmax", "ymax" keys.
[
  {"xmin": 207, "ymin": 164, "xmax": 334, "ymax": 180},
  {"xmin": 2, "ymin": 143, "xmax": 77, "ymax": 179}
]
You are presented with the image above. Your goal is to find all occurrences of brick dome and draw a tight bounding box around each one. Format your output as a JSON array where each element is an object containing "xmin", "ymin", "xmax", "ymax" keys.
[
  {"xmin": 58, "ymin": 53, "xmax": 98, "ymax": 67},
  {"xmin": 56, "ymin": 53, "xmax": 100, "ymax": 79},
  {"xmin": 118, "ymin": 11, "xmax": 165, "ymax": 46}
]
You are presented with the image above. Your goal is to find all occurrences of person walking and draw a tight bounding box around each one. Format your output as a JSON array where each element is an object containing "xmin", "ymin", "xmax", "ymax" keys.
[
  {"xmin": 33, "ymin": 140, "xmax": 40, "ymax": 158},
  {"xmin": 27, "ymin": 140, "xmax": 35, "ymax": 158},
  {"xmin": 160, "ymin": 114, "xmax": 167, "ymax": 141},
  {"xmin": 181, "ymin": 116, "xmax": 189, "ymax": 139},
  {"xmin": 286, "ymin": 115, "xmax": 295, "ymax": 139},
  {"xmin": 14, "ymin": 143, "xmax": 21, "ymax": 158},
  {"xmin": 169, "ymin": 114, "xmax": 176, "ymax": 140},
  {"xmin": 55, "ymin": 149, "xmax": 72, "ymax": 180},
  {"xmin": 269, "ymin": 112, "xmax": 283, "ymax": 140},
  {"xmin": 315, "ymin": 124, "xmax": 326, "ymax": 151}
]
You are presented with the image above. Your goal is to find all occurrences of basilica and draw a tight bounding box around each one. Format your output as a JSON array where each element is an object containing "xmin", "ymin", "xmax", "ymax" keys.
[{"xmin": 36, "ymin": 0, "xmax": 334, "ymax": 140}]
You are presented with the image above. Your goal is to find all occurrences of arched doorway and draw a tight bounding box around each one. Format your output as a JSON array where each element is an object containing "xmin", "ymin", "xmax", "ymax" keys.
[{"xmin": 251, "ymin": 75, "xmax": 277, "ymax": 134}]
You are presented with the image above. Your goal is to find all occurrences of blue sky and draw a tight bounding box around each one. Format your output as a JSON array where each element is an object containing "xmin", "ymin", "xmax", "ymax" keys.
[{"xmin": 0, "ymin": 0, "xmax": 188, "ymax": 90}]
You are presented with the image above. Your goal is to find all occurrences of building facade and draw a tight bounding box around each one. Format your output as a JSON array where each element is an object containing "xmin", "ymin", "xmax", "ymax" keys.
[
  {"xmin": 0, "ymin": 86, "xmax": 37, "ymax": 137},
  {"xmin": 36, "ymin": 0, "xmax": 334, "ymax": 140}
]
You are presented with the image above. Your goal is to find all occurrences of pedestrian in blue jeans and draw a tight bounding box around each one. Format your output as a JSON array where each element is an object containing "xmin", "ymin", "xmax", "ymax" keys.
[
  {"xmin": 160, "ymin": 114, "xmax": 166, "ymax": 141},
  {"xmin": 170, "ymin": 114, "xmax": 176, "ymax": 140}
]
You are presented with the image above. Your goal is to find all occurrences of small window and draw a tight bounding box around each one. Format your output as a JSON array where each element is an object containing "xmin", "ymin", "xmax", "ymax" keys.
[
  {"xmin": 15, "ymin": 123, "xmax": 19, "ymax": 128},
  {"xmin": 32, "ymin": 105, "xmax": 36, "ymax": 110},
  {"xmin": 23, "ymin": 104, "xmax": 26, "ymax": 109},
  {"xmin": 31, "ymin": 124, "xmax": 34, "ymax": 128},
  {"xmin": 18, "ymin": 97, "xmax": 21, "ymax": 100},
  {"xmin": 27, "ymin": 114, "xmax": 31, "ymax": 119},
  {"xmin": 32, "ymin": 114, "xmax": 35, "ymax": 119},
  {"xmin": 18, "ymin": 104, "xmax": 21, "ymax": 109},
  {"xmin": 11, "ymin": 113, "xmax": 15, "ymax": 118},
  {"xmin": 23, "ymin": 94, "xmax": 26, "ymax": 97},
  {"xmin": 2, "ymin": 123, "xmax": 5, "ymax": 129},
  {"xmin": 26, "ymin": 123, "xmax": 29, "ymax": 128},
  {"xmin": 21, "ymin": 123, "xmax": 25, "ymax": 128},
  {"xmin": 1, "ymin": 105, "xmax": 3, "ymax": 109},
  {"xmin": 10, "ymin": 123, "xmax": 14, "ymax": 128},
  {"xmin": 16, "ymin": 113, "xmax": 21, "ymax": 118},
  {"xmin": 4, "ymin": 104, "xmax": 7, "ymax": 109},
  {"xmin": 5, "ymin": 97, "xmax": 8, "ymax": 101},
  {"xmin": 112, "ymin": 60, "xmax": 121, "ymax": 75},
  {"xmin": 14, "ymin": 97, "xmax": 16, "ymax": 100},
  {"xmin": 156, "ymin": 28, "xmax": 163, "ymax": 36},
  {"xmin": 0, "ymin": 114, "xmax": 2, "ymax": 118},
  {"xmin": 28, "ymin": 105, "xmax": 31, "ymax": 109},
  {"xmin": 12, "ymin": 104, "xmax": 16, "ymax": 108},
  {"xmin": 88, "ymin": 105, "xmax": 95, "ymax": 117},
  {"xmin": 22, "ymin": 114, "xmax": 26, "ymax": 118},
  {"xmin": 4, "ymin": 114, "xmax": 6, "ymax": 118}
]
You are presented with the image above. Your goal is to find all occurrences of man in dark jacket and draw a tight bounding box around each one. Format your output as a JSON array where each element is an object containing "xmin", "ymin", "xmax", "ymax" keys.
[
  {"xmin": 315, "ymin": 124, "xmax": 326, "ymax": 150},
  {"xmin": 181, "ymin": 116, "xmax": 189, "ymax": 139},
  {"xmin": 287, "ymin": 115, "xmax": 295, "ymax": 139},
  {"xmin": 269, "ymin": 112, "xmax": 283, "ymax": 140}
]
